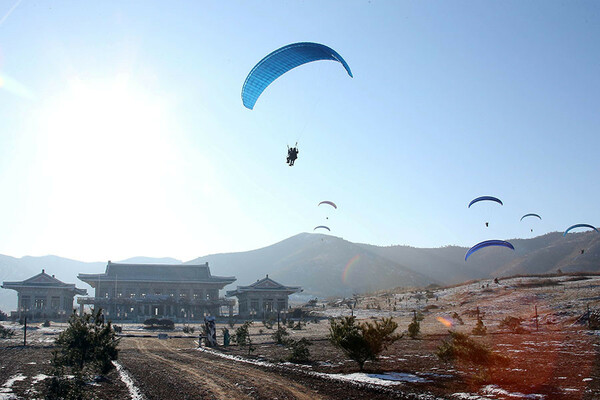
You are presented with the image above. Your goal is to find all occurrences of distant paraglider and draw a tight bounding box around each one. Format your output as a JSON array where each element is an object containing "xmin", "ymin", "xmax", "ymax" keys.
[
  {"xmin": 241, "ymin": 42, "xmax": 353, "ymax": 110},
  {"xmin": 520, "ymin": 213, "xmax": 541, "ymax": 221},
  {"xmin": 465, "ymin": 240, "xmax": 515, "ymax": 261},
  {"xmin": 468, "ymin": 196, "xmax": 503, "ymax": 228},
  {"xmin": 468, "ymin": 196, "xmax": 503, "ymax": 208},
  {"xmin": 314, "ymin": 225, "xmax": 330, "ymax": 232},
  {"xmin": 521, "ymin": 213, "xmax": 542, "ymax": 233},
  {"xmin": 563, "ymin": 224, "xmax": 599, "ymax": 236},
  {"xmin": 318, "ymin": 201, "xmax": 337, "ymax": 209}
]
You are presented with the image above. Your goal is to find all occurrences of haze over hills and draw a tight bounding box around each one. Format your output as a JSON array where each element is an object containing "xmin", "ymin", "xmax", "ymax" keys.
[
  {"xmin": 186, "ymin": 233, "xmax": 432, "ymax": 298},
  {"xmin": 0, "ymin": 231, "xmax": 598, "ymax": 313}
]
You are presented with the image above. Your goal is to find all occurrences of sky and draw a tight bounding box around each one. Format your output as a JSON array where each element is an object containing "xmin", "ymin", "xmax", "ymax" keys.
[{"xmin": 0, "ymin": 1, "xmax": 598, "ymax": 262}]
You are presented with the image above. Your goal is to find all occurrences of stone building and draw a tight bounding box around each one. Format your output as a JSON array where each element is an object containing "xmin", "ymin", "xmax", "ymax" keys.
[
  {"xmin": 77, "ymin": 261, "xmax": 236, "ymax": 321},
  {"xmin": 226, "ymin": 275, "xmax": 302, "ymax": 319},
  {"xmin": 1, "ymin": 270, "xmax": 87, "ymax": 321}
]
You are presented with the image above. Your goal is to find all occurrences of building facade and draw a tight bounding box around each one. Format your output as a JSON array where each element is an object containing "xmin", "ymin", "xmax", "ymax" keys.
[
  {"xmin": 226, "ymin": 275, "xmax": 301, "ymax": 319},
  {"xmin": 77, "ymin": 261, "xmax": 236, "ymax": 321},
  {"xmin": 1, "ymin": 270, "xmax": 87, "ymax": 321}
]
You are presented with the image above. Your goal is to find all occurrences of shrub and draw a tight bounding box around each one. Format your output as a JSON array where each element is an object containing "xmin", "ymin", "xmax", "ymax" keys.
[
  {"xmin": 43, "ymin": 320, "xmax": 51, "ymax": 327},
  {"xmin": 113, "ymin": 325, "xmax": 122, "ymax": 333},
  {"xmin": 472, "ymin": 316, "xmax": 487, "ymax": 336},
  {"xmin": 408, "ymin": 313, "xmax": 421, "ymax": 339},
  {"xmin": 589, "ymin": 311, "xmax": 600, "ymax": 330},
  {"xmin": 263, "ymin": 318, "xmax": 274, "ymax": 330},
  {"xmin": 451, "ymin": 312, "xmax": 464, "ymax": 325},
  {"xmin": 183, "ymin": 325, "xmax": 195, "ymax": 334},
  {"xmin": 46, "ymin": 309, "xmax": 119, "ymax": 399},
  {"xmin": 287, "ymin": 320, "xmax": 295, "ymax": 329},
  {"xmin": 329, "ymin": 316, "xmax": 401, "ymax": 370},
  {"xmin": 232, "ymin": 321, "xmax": 254, "ymax": 355},
  {"xmin": 436, "ymin": 331, "xmax": 508, "ymax": 368},
  {"xmin": 272, "ymin": 326, "xmax": 289, "ymax": 344},
  {"xmin": 498, "ymin": 316, "xmax": 526, "ymax": 334},
  {"xmin": 52, "ymin": 309, "xmax": 119, "ymax": 375},
  {"xmin": 292, "ymin": 321, "xmax": 303, "ymax": 330},
  {"xmin": 0, "ymin": 310, "xmax": 8, "ymax": 321},
  {"xmin": 0, "ymin": 325, "xmax": 14, "ymax": 338},
  {"xmin": 287, "ymin": 338, "xmax": 312, "ymax": 363}
]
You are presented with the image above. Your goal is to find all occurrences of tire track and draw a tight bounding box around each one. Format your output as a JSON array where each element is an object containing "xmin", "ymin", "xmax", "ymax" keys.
[
  {"xmin": 132, "ymin": 339, "xmax": 251, "ymax": 399},
  {"xmin": 154, "ymin": 340, "xmax": 325, "ymax": 400}
]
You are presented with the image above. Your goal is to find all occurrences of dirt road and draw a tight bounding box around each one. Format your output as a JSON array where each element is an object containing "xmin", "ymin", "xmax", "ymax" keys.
[{"xmin": 118, "ymin": 337, "xmax": 413, "ymax": 400}]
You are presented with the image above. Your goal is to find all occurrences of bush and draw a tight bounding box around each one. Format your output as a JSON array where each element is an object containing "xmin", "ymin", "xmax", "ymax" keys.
[
  {"xmin": 272, "ymin": 326, "xmax": 289, "ymax": 344},
  {"xmin": 498, "ymin": 316, "xmax": 526, "ymax": 334},
  {"xmin": 113, "ymin": 325, "xmax": 122, "ymax": 333},
  {"xmin": 46, "ymin": 309, "xmax": 119, "ymax": 399},
  {"xmin": 52, "ymin": 309, "xmax": 119, "ymax": 374},
  {"xmin": 0, "ymin": 310, "xmax": 8, "ymax": 321},
  {"xmin": 287, "ymin": 338, "xmax": 312, "ymax": 363},
  {"xmin": 292, "ymin": 321, "xmax": 303, "ymax": 330},
  {"xmin": 436, "ymin": 331, "xmax": 508, "ymax": 368},
  {"xmin": 232, "ymin": 321, "xmax": 254, "ymax": 355},
  {"xmin": 0, "ymin": 325, "xmax": 15, "ymax": 338},
  {"xmin": 263, "ymin": 318, "xmax": 274, "ymax": 330},
  {"xmin": 329, "ymin": 316, "xmax": 401, "ymax": 370},
  {"xmin": 43, "ymin": 320, "xmax": 51, "ymax": 327},
  {"xmin": 472, "ymin": 316, "xmax": 487, "ymax": 336},
  {"xmin": 182, "ymin": 325, "xmax": 195, "ymax": 334},
  {"xmin": 408, "ymin": 313, "xmax": 421, "ymax": 339},
  {"xmin": 451, "ymin": 312, "xmax": 464, "ymax": 325}
]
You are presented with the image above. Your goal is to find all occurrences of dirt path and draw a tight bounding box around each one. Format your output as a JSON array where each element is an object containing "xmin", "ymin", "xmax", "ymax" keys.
[
  {"xmin": 119, "ymin": 337, "xmax": 331, "ymax": 400},
  {"xmin": 118, "ymin": 337, "xmax": 417, "ymax": 400}
]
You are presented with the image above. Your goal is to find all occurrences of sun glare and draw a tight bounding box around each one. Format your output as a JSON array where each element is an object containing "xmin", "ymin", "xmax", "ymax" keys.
[{"xmin": 33, "ymin": 77, "xmax": 183, "ymax": 257}]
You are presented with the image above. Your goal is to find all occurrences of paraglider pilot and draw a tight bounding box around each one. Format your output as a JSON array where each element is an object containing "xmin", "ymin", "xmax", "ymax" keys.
[{"xmin": 287, "ymin": 144, "xmax": 299, "ymax": 166}]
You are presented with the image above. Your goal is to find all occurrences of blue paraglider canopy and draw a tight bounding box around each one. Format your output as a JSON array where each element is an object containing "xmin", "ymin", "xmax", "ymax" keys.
[
  {"xmin": 465, "ymin": 240, "xmax": 515, "ymax": 261},
  {"xmin": 468, "ymin": 196, "xmax": 503, "ymax": 208},
  {"xmin": 563, "ymin": 224, "xmax": 599, "ymax": 236},
  {"xmin": 242, "ymin": 42, "xmax": 353, "ymax": 110},
  {"xmin": 520, "ymin": 213, "xmax": 541, "ymax": 221}
]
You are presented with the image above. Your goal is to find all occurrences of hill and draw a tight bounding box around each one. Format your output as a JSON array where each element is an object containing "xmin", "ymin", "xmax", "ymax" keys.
[{"xmin": 186, "ymin": 233, "xmax": 432, "ymax": 298}]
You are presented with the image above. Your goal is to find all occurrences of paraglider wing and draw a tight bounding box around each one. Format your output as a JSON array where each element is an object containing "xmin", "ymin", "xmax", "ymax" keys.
[
  {"xmin": 314, "ymin": 225, "xmax": 331, "ymax": 232},
  {"xmin": 563, "ymin": 224, "xmax": 599, "ymax": 237},
  {"xmin": 465, "ymin": 240, "xmax": 515, "ymax": 261},
  {"xmin": 468, "ymin": 196, "xmax": 503, "ymax": 208},
  {"xmin": 242, "ymin": 42, "xmax": 353, "ymax": 110},
  {"xmin": 318, "ymin": 201, "xmax": 337, "ymax": 209},
  {"xmin": 520, "ymin": 213, "xmax": 542, "ymax": 221}
]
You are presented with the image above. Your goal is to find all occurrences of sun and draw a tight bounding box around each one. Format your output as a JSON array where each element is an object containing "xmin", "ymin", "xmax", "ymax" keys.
[{"xmin": 31, "ymin": 76, "xmax": 183, "ymax": 258}]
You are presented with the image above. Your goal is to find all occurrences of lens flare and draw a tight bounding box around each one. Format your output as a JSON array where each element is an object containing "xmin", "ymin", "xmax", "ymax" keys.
[{"xmin": 436, "ymin": 316, "xmax": 453, "ymax": 328}]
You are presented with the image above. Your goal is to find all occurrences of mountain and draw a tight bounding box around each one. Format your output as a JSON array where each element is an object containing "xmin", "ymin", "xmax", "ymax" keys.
[
  {"xmin": 1, "ymin": 231, "xmax": 598, "ymax": 313},
  {"xmin": 359, "ymin": 231, "xmax": 600, "ymax": 284},
  {"xmin": 186, "ymin": 233, "xmax": 433, "ymax": 298}
]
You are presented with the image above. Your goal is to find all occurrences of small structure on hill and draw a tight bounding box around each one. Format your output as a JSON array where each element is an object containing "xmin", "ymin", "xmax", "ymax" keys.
[
  {"xmin": 77, "ymin": 261, "xmax": 236, "ymax": 321},
  {"xmin": 226, "ymin": 275, "xmax": 302, "ymax": 319},
  {"xmin": 1, "ymin": 270, "xmax": 87, "ymax": 321}
]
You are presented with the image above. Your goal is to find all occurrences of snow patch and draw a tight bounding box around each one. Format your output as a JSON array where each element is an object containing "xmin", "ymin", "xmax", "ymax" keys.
[
  {"xmin": 113, "ymin": 361, "xmax": 145, "ymax": 400},
  {"xmin": 32, "ymin": 374, "xmax": 49, "ymax": 384},
  {"xmin": 0, "ymin": 374, "xmax": 27, "ymax": 400},
  {"xmin": 481, "ymin": 385, "xmax": 545, "ymax": 399}
]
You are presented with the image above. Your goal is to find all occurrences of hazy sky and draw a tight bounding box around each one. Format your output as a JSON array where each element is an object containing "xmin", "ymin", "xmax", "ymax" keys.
[{"xmin": 0, "ymin": 1, "xmax": 598, "ymax": 262}]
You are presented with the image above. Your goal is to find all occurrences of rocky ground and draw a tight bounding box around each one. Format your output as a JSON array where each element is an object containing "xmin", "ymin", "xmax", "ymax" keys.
[{"xmin": 1, "ymin": 274, "xmax": 600, "ymax": 399}]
